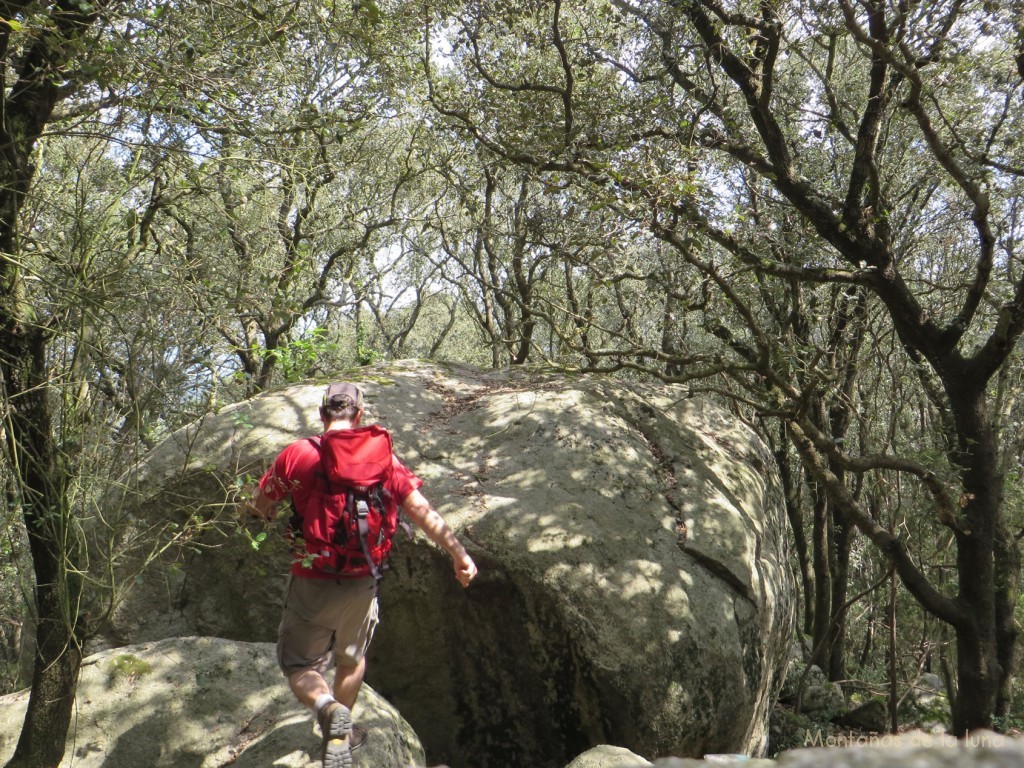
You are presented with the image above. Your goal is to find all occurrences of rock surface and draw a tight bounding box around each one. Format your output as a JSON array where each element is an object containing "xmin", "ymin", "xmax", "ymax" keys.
[
  {"xmin": 0, "ymin": 637, "xmax": 422, "ymax": 767},
  {"xmin": 3, "ymin": 638, "xmax": 1022, "ymax": 768},
  {"xmin": 567, "ymin": 745, "xmax": 655, "ymax": 767},
  {"xmin": 97, "ymin": 361, "xmax": 796, "ymax": 768},
  {"xmin": 566, "ymin": 734, "xmax": 1024, "ymax": 768}
]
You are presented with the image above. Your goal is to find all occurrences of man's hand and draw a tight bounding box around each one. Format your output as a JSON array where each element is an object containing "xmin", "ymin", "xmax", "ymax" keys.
[
  {"xmin": 453, "ymin": 552, "xmax": 478, "ymax": 588},
  {"xmin": 240, "ymin": 486, "xmax": 280, "ymax": 522}
]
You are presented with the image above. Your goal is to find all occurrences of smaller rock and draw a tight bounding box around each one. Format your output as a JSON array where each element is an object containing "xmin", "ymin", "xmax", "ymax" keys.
[
  {"xmin": 918, "ymin": 673, "xmax": 944, "ymax": 693},
  {"xmin": 653, "ymin": 757, "xmax": 775, "ymax": 767},
  {"xmin": 566, "ymin": 745, "xmax": 654, "ymax": 767},
  {"xmin": 900, "ymin": 675, "xmax": 950, "ymax": 732},
  {"xmin": 799, "ymin": 682, "xmax": 845, "ymax": 718},
  {"xmin": 779, "ymin": 663, "xmax": 828, "ymax": 705},
  {"xmin": 834, "ymin": 698, "xmax": 889, "ymax": 732}
]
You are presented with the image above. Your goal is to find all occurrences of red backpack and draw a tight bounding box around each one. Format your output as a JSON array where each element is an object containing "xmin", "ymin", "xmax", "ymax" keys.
[{"xmin": 289, "ymin": 425, "xmax": 399, "ymax": 583}]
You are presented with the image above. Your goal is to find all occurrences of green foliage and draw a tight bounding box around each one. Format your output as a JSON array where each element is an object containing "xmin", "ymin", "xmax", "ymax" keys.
[
  {"xmin": 107, "ymin": 654, "xmax": 152, "ymax": 683},
  {"xmin": 993, "ymin": 708, "xmax": 1024, "ymax": 735},
  {"xmin": 235, "ymin": 523, "xmax": 269, "ymax": 553},
  {"xmin": 267, "ymin": 327, "xmax": 338, "ymax": 383},
  {"xmin": 355, "ymin": 318, "xmax": 381, "ymax": 367}
]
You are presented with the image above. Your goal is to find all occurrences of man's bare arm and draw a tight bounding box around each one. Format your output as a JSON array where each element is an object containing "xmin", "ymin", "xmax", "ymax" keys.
[{"xmin": 402, "ymin": 489, "xmax": 478, "ymax": 587}]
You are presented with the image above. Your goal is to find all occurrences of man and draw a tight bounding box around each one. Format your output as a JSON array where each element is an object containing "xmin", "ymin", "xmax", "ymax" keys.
[{"xmin": 243, "ymin": 382, "xmax": 478, "ymax": 768}]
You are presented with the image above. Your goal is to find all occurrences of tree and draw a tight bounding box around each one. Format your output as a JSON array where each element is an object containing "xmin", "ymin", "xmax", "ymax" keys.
[
  {"xmin": 426, "ymin": 156, "xmax": 555, "ymax": 366},
  {"xmin": 422, "ymin": 0, "xmax": 1024, "ymax": 734},
  {"xmin": 0, "ymin": 1, "xmax": 113, "ymax": 762},
  {"xmin": 104, "ymin": 0, "xmax": 431, "ymax": 395}
]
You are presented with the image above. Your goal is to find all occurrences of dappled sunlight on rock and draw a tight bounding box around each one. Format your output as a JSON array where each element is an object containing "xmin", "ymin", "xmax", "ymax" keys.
[{"xmin": 0, "ymin": 638, "xmax": 423, "ymax": 768}]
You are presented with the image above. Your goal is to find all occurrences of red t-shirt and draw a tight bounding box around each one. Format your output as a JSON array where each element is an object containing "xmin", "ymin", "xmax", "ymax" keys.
[{"xmin": 259, "ymin": 431, "xmax": 423, "ymax": 577}]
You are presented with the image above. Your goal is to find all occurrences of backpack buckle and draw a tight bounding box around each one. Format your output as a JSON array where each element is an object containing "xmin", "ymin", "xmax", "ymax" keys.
[{"xmin": 355, "ymin": 498, "xmax": 370, "ymax": 519}]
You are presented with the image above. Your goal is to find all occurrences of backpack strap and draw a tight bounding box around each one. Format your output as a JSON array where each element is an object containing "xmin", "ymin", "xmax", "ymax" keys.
[
  {"xmin": 285, "ymin": 435, "xmax": 327, "ymax": 536},
  {"xmin": 350, "ymin": 491, "xmax": 386, "ymax": 591}
]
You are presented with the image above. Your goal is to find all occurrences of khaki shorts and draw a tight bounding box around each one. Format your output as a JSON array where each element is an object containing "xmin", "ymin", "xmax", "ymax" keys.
[{"xmin": 277, "ymin": 575, "xmax": 379, "ymax": 676}]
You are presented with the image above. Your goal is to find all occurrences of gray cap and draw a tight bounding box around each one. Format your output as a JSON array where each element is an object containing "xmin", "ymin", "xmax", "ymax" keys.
[{"xmin": 322, "ymin": 382, "xmax": 363, "ymax": 409}]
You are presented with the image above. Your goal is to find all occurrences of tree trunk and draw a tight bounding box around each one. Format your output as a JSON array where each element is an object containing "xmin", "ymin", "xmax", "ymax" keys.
[
  {"xmin": 772, "ymin": 431, "xmax": 813, "ymax": 635},
  {"xmin": 11, "ymin": 521, "xmax": 84, "ymax": 767},
  {"xmin": 945, "ymin": 384, "xmax": 1017, "ymax": 735},
  {"xmin": 0, "ymin": 3, "xmax": 102, "ymax": 764},
  {"xmin": 949, "ymin": 520, "xmax": 1002, "ymax": 734},
  {"xmin": 888, "ymin": 565, "xmax": 898, "ymax": 734},
  {"xmin": 828, "ymin": 508, "xmax": 853, "ymax": 682},
  {"xmin": 993, "ymin": 521, "xmax": 1020, "ymax": 718},
  {"xmin": 1, "ymin": 328, "xmax": 85, "ymax": 768},
  {"xmin": 808, "ymin": 483, "xmax": 832, "ymax": 669},
  {"xmin": 857, "ymin": 603, "xmax": 875, "ymax": 670}
]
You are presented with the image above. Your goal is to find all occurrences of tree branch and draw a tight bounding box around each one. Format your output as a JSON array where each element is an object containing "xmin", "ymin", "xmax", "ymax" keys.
[{"xmin": 787, "ymin": 420, "xmax": 965, "ymax": 628}]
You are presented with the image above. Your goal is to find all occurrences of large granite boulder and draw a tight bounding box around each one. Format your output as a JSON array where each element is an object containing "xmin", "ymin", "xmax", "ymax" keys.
[{"xmin": 97, "ymin": 361, "xmax": 796, "ymax": 768}]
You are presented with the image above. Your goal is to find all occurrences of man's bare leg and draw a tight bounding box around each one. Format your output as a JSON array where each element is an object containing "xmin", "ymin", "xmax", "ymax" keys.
[
  {"xmin": 288, "ymin": 668, "xmax": 332, "ymax": 708},
  {"xmin": 333, "ymin": 657, "xmax": 366, "ymax": 709},
  {"xmin": 291, "ymin": 668, "xmax": 354, "ymax": 765}
]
